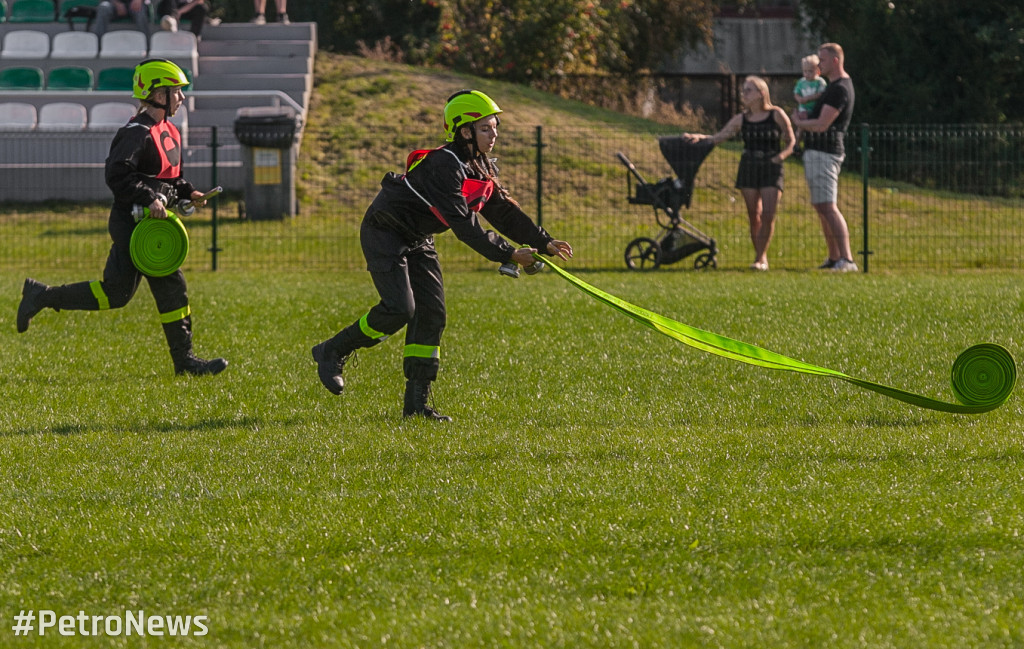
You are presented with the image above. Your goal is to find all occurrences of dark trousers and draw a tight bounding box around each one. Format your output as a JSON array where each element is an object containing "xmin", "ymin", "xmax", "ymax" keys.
[
  {"xmin": 156, "ymin": 0, "xmax": 207, "ymax": 37},
  {"xmin": 46, "ymin": 209, "xmax": 189, "ymax": 320},
  {"xmin": 330, "ymin": 219, "xmax": 446, "ymax": 381}
]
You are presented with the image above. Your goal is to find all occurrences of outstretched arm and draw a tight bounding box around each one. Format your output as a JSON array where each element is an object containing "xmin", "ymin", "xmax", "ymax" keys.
[
  {"xmin": 509, "ymin": 240, "xmax": 572, "ymax": 268},
  {"xmin": 545, "ymin": 240, "xmax": 573, "ymax": 260},
  {"xmin": 682, "ymin": 113, "xmax": 743, "ymax": 145}
]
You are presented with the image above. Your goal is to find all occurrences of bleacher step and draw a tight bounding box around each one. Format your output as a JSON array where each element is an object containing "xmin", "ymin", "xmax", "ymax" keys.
[
  {"xmin": 198, "ymin": 39, "xmax": 313, "ymax": 59},
  {"xmin": 193, "ymin": 73, "xmax": 308, "ymax": 107},
  {"xmin": 202, "ymin": 22, "xmax": 316, "ymax": 44},
  {"xmin": 200, "ymin": 56, "xmax": 310, "ymax": 75}
]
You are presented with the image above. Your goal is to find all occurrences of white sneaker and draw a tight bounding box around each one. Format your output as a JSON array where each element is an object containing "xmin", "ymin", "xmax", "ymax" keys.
[
  {"xmin": 251, "ymin": 13, "xmax": 266, "ymax": 24},
  {"xmin": 160, "ymin": 15, "xmax": 178, "ymax": 31},
  {"xmin": 832, "ymin": 258, "xmax": 859, "ymax": 272}
]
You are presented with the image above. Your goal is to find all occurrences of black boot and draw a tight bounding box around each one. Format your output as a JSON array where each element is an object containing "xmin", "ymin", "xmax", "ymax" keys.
[
  {"xmin": 312, "ymin": 326, "xmax": 373, "ymax": 395},
  {"xmin": 311, "ymin": 340, "xmax": 353, "ymax": 395},
  {"xmin": 16, "ymin": 278, "xmax": 52, "ymax": 333},
  {"xmin": 162, "ymin": 316, "xmax": 228, "ymax": 376},
  {"xmin": 403, "ymin": 379, "xmax": 452, "ymax": 422}
]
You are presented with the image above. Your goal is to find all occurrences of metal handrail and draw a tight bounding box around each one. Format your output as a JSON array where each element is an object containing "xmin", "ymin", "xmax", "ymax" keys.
[{"xmin": 0, "ymin": 89, "xmax": 304, "ymax": 116}]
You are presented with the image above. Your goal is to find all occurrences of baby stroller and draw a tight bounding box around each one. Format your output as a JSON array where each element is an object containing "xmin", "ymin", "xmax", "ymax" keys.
[{"xmin": 616, "ymin": 136, "xmax": 718, "ymax": 271}]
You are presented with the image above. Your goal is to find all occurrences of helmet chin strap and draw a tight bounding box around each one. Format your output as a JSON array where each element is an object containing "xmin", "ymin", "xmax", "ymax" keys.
[{"xmin": 145, "ymin": 87, "xmax": 173, "ymax": 120}]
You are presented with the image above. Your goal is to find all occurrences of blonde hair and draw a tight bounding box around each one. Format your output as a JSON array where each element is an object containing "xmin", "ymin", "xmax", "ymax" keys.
[
  {"xmin": 801, "ymin": 54, "xmax": 820, "ymax": 68},
  {"xmin": 743, "ymin": 75, "xmax": 772, "ymax": 113}
]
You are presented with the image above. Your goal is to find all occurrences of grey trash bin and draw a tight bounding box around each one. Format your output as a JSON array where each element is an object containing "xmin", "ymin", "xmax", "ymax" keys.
[{"xmin": 234, "ymin": 106, "xmax": 301, "ymax": 220}]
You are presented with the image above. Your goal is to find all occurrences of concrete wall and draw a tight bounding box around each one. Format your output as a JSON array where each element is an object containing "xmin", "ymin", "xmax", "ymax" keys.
[{"xmin": 664, "ymin": 17, "xmax": 820, "ymax": 76}]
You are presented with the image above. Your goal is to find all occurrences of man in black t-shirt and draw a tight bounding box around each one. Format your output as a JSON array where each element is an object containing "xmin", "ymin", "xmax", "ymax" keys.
[{"xmin": 791, "ymin": 42, "xmax": 858, "ymax": 272}]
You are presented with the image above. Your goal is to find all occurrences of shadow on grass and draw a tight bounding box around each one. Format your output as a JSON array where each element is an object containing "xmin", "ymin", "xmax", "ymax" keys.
[
  {"xmin": 40, "ymin": 226, "xmax": 108, "ymax": 237},
  {"xmin": 2, "ymin": 416, "xmax": 267, "ymax": 438},
  {"xmin": 798, "ymin": 412, "xmax": 932, "ymax": 428}
]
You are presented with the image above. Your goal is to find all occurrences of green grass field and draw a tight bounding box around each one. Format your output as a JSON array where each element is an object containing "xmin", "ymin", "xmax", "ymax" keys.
[
  {"xmin": 2, "ymin": 51, "xmax": 1024, "ymax": 648},
  {"xmin": 2, "ymin": 267, "xmax": 1022, "ymax": 648}
]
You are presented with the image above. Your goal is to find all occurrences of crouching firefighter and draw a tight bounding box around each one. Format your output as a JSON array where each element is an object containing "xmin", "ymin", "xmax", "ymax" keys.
[
  {"xmin": 16, "ymin": 59, "xmax": 227, "ymax": 377},
  {"xmin": 312, "ymin": 89, "xmax": 573, "ymax": 421}
]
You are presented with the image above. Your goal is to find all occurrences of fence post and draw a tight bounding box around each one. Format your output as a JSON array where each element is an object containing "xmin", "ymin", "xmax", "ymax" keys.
[
  {"xmin": 859, "ymin": 122, "xmax": 873, "ymax": 273},
  {"xmin": 535, "ymin": 125, "xmax": 545, "ymax": 227},
  {"xmin": 210, "ymin": 125, "xmax": 220, "ymax": 271}
]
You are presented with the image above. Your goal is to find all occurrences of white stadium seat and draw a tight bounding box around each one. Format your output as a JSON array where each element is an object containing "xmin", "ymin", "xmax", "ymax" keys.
[
  {"xmin": 37, "ymin": 102, "xmax": 88, "ymax": 131},
  {"xmin": 99, "ymin": 30, "xmax": 147, "ymax": 59},
  {"xmin": 51, "ymin": 31, "xmax": 100, "ymax": 59},
  {"xmin": 0, "ymin": 102, "xmax": 38, "ymax": 130},
  {"xmin": 148, "ymin": 31, "xmax": 197, "ymax": 58},
  {"xmin": 88, "ymin": 102, "xmax": 137, "ymax": 130},
  {"xmin": 1, "ymin": 29, "xmax": 50, "ymax": 59}
]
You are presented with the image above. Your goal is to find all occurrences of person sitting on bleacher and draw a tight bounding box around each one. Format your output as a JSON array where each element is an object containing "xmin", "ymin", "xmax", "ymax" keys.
[
  {"xmin": 157, "ymin": 0, "xmax": 208, "ymax": 39},
  {"xmin": 91, "ymin": 0, "xmax": 151, "ymax": 38}
]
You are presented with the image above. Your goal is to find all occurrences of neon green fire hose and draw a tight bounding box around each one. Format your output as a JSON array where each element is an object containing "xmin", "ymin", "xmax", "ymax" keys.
[
  {"xmin": 539, "ymin": 257, "xmax": 1015, "ymax": 414},
  {"xmin": 129, "ymin": 211, "xmax": 190, "ymax": 277}
]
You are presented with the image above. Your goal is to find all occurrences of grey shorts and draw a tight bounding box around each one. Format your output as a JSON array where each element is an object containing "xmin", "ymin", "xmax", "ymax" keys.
[{"xmin": 803, "ymin": 149, "xmax": 845, "ymax": 204}]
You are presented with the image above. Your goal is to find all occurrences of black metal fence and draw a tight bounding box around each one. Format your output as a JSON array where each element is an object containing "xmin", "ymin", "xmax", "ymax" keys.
[{"xmin": 2, "ymin": 123, "xmax": 1022, "ymax": 274}]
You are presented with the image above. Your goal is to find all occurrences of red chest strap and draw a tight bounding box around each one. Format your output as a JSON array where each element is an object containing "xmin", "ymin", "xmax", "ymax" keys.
[
  {"xmin": 149, "ymin": 120, "xmax": 181, "ymax": 179},
  {"xmin": 405, "ymin": 147, "xmax": 495, "ymax": 217}
]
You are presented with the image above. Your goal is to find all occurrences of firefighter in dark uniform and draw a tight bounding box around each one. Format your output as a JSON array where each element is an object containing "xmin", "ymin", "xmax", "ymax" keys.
[
  {"xmin": 16, "ymin": 59, "xmax": 227, "ymax": 376},
  {"xmin": 312, "ymin": 89, "xmax": 573, "ymax": 421}
]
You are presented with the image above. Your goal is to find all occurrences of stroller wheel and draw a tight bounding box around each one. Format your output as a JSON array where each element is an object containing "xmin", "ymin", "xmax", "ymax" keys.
[
  {"xmin": 694, "ymin": 252, "xmax": 716, "ymax": 270},
  {"xmin": 625, "ymin": 237, "xmax": 662, "ymax": 271}
]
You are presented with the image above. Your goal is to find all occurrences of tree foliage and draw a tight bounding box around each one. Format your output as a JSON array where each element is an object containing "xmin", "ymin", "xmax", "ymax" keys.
[
  {"xmin": 435, "ymin": 0, "xmax": 716, "ymax": 80},
  {"xmin": 214, "ymin": 0, "xmax": 1021, "ymax": 124},
  {"xmin": 610, "ymin": 0, "xmax": 717, "ymax": 73},
  {"xmin": 330, "ymin": 0, "xmax": 441, "ymax": 61},
  {"xmin": 798, "ymin": 0, "xmax": 1024, "ymax": 124},
  {"xmin": 309, "ymin": 0, "xmax": 717, "ymax": 81}
]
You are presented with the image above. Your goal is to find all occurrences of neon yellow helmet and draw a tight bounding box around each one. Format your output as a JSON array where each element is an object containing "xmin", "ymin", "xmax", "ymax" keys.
[
  {"xmin": 443, "ymin": 90, "xmax": 502, "ymax": 142},
  {"xmin": 133, "ymin": 58, "xmax": 189, "ymax": 101}
]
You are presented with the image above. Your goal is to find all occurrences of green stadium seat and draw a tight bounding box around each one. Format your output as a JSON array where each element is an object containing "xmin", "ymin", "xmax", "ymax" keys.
[
  {"xmin": 0, "ymin": 66, "xmax": 44, "ymax": 90},
  {"xmin": 7, "ymin": 0, "xmax": 56, "ymax": 22},
  {"xmin": 96, "ymin": 66, "xmax": 134, "ymax": 91},
  {"xmin": 47, "ymin": 66, "xmax": 94, "ymax": 90}
]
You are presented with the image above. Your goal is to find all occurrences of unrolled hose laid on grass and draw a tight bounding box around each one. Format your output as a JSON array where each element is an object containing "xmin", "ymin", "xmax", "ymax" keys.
[{"xmin": 539, "ymin": 256, "xmax": 1015, "ymax": 414}]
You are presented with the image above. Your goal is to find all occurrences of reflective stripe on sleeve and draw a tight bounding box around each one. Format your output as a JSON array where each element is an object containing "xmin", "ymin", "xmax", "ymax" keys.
[{"xmin": 89, "ymin": 281, "xmax": 110, "ymax": 310}]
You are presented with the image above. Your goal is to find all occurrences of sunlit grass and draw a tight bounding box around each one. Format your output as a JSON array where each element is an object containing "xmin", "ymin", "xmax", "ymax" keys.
[
  {"xmin": 1, "ymin": 269, "xmax": 1022, "ymax": 648},
  {"xmin": 2, "ymin": 50, "xmax": 1023, "ymax": 649}
]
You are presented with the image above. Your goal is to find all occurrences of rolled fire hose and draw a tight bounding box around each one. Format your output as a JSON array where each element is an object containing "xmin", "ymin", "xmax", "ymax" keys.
[
  {"xmin": 129, "ymin": 211, "xmax": 190, "ymax": 277},
  {"xmin": 539, "ymin": 257, "xmax": 1015, "ymax": 414}
]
